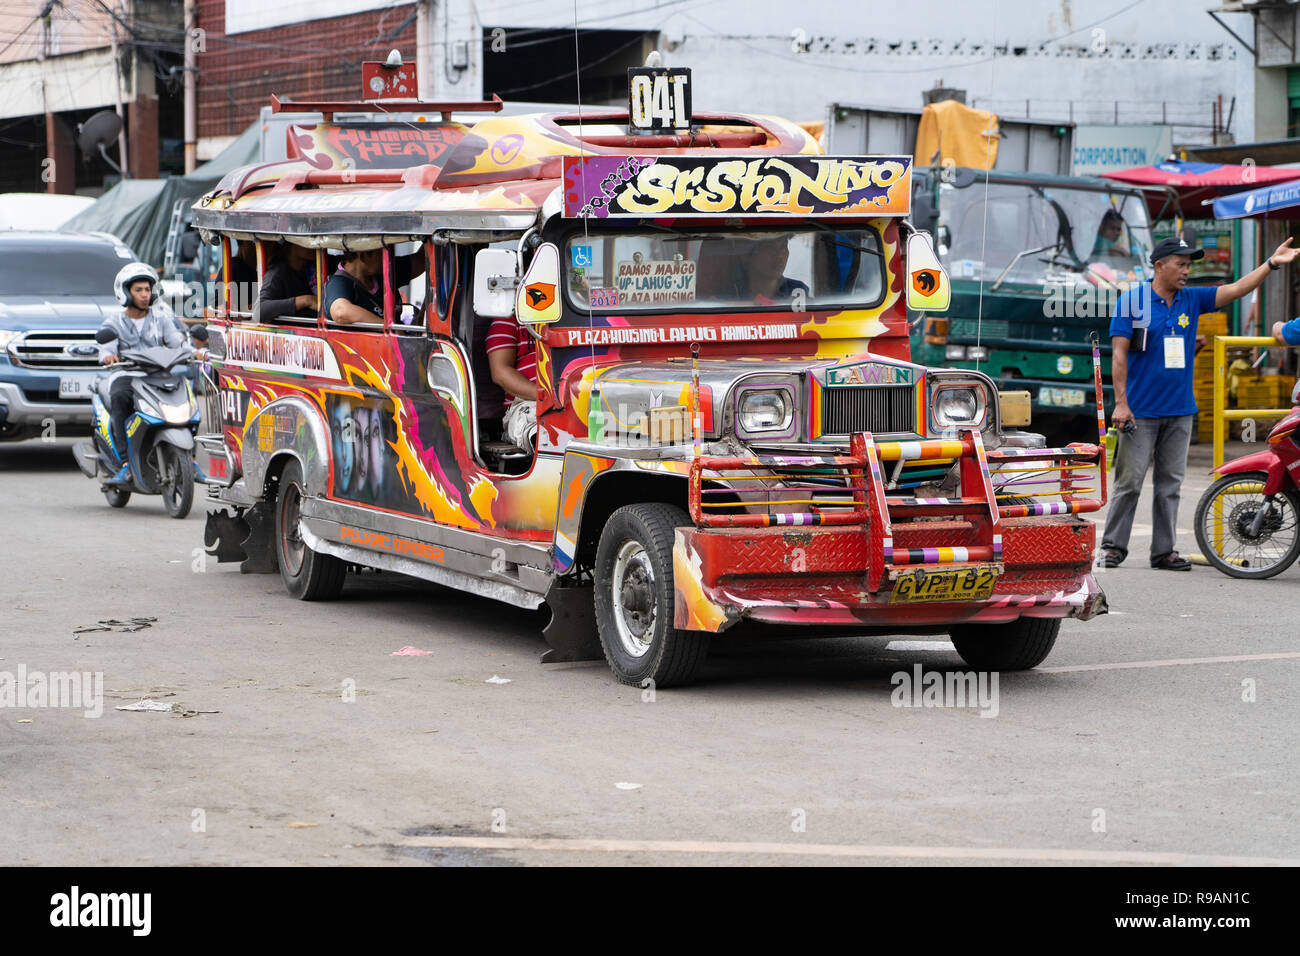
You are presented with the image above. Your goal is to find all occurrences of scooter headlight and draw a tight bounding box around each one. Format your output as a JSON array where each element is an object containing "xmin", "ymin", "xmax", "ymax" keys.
[{"xmin": 161, "ymin": 402, "xmax": 193, "ymax": 424}]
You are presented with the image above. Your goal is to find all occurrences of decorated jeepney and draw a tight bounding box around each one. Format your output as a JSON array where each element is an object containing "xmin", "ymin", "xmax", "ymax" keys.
[{"xmin": 195, "ymin": 75, "xmax": 1108, "ymax": 687}]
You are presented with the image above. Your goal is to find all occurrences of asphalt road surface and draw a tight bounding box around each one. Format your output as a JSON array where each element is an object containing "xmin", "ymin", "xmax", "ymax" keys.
[{"xmin": 2, "ymin": 437, "xmax": 1297, "ymax": 867}]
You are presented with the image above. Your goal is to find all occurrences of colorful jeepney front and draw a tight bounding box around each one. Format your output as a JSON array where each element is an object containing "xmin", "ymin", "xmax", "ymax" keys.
[{"xmin": 555, "ymin": 152, "xmax": 1108, "ymax": 635}]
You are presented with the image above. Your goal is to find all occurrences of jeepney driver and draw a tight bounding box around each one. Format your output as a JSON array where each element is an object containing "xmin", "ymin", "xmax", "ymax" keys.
[
  {"xmin": 746, "ymin": 235, "xmax": 809, "ymax": 305},
  {"xmin": 324, "ymin": 247, "xmax": 428, "ymax": 325},
  {"xmin": 486, "ymin": 311, "xmax": 538, "ymax": 454}
]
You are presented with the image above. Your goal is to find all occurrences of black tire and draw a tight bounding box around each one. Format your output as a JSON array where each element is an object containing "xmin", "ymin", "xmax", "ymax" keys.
[
  {"xmin": 274, "ymin": 459, "xmax": 346, "ymax": 600},
  {"xmin": 949, "ymin": 616, "xmax": 1060, "ymax": 671},
  {"xmin": 159, "ymin": 444, "xmax": 194, "ymax": 519},
  {"xmin": 593, "ymin": 503, "xmax": 710, "ymax": 687},
  {"xmin": 1193, "ymin": 471, "xmax": 1300, "ymax": 580},
  {"xmin": 104, "ymin": 487, "xmax": 131, "ymax": 508}
]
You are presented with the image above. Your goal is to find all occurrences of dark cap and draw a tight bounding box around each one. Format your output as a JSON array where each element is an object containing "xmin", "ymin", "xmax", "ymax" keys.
[{"xmin": 1150, "ymin": 235, "xmax": 1205, "ymax": 265}]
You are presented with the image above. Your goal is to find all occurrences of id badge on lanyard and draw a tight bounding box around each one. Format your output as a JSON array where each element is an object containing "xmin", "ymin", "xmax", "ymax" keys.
[{"xmin": 1164, "ymin": 331, "xmax": 1185, "ymax": 369}]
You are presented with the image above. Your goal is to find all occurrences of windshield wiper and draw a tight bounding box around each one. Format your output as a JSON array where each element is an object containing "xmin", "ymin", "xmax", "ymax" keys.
[
  {"xmin": 990, "ymin": 243, "xmax": 1059, "ymax": 291},
  {"xmin": 805, "ymin": 221, "xmax": 885, "ymax": 261}
]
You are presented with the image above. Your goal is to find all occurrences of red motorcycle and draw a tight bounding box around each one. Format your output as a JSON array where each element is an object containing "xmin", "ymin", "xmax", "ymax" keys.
[{"xmin": 1195, "ymin": 379, "xmax": 1300, "ymax": 578}]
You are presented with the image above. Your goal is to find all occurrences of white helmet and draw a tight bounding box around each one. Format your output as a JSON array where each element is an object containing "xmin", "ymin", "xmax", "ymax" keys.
[{"xmin": 114, "ymin": 261, "xmax": 159, "ymax": 307}]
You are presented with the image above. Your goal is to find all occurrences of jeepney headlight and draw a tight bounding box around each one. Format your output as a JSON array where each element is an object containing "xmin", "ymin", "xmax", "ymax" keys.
[
  {"xmin": 738, "ymin": 388, "xmax": 792, "ymax": 433},
  {"xmin": 0, "ymin": 329, "xmax": 18, "ymax": 351},
  {"xmin": 933, "ymin": 387, "xmax": 981, "ymax": 427}
]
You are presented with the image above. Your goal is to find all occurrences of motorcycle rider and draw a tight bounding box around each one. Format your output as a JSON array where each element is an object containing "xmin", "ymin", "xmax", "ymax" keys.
[{"xmin": 98, "ymin": 263, "xmax": 203, "ymax": 484}]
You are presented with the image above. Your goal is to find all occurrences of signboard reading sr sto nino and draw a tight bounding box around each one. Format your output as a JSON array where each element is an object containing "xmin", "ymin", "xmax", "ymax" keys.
[{"xmin": 563, "ymin": 155, "xmax": 912, "ymax": 219}]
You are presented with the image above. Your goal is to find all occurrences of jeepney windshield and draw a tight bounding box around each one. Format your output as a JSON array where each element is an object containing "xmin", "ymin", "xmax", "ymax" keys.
[
  {"xmin": 564, "ymin": 228, "xmax": 884, "ymax": 312},
  {"xmin": 938, "ymin": 182, "xmax": 1152, "ymax": 284}
]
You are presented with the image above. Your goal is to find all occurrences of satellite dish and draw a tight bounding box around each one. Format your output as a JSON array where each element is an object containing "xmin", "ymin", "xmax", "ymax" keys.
[{"xmin": 77, "ymin": 110, "xmax": 125, "ymax": 175}]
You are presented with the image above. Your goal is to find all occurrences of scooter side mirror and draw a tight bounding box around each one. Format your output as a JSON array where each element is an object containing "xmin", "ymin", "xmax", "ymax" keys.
[{"xmin": 95, "ymin": 327, "xmax": 118, "ymax": 344}]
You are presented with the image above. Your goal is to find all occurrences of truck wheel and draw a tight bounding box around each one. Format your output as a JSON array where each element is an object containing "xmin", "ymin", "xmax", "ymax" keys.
[
  {"xmin": 274, "ymin": 459, "xmax": 345, "ymax": 600},
  {"xmin": 594, "ymin": 503, "xmax": 710, "ymax": 688},
  {"xmin": 949, "ymin": 616, "xmax": 1060, "ymax": 671}
]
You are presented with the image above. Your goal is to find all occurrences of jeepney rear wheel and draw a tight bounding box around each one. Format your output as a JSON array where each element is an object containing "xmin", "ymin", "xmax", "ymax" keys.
[
  {"xmin": 274, "ymin": 459, "xmax": 346, "ymax": 601},
  {"xmin": 949, "ymin": 616, "xmax": 1060, "ymax": 671},
  {"xmin": 594, "ymin": 503, "xmax": 710, "ymax": 688}
]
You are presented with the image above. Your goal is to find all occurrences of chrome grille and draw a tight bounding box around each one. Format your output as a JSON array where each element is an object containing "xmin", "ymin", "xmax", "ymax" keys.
[
  {"xmin": 821, "ymin": 385, "xmax": 916, "ymax": 436},
  {"xmin": 7, "ymin": 331, "xmax": 102, "ymax": 369}
]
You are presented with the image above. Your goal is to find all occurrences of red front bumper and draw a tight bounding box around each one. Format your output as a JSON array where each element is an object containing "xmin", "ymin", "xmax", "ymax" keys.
[{"xmin": 672, "ymin": 516, "xmax": 1107, "ymax": 632}]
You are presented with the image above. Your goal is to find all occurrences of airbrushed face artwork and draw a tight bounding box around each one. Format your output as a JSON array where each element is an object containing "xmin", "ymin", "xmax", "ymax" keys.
[
  {"xmin": 329, "ymin": 397, "xmax": 389, "ymax": 501},
  {"xmin": 330, "ymin": 400, "xmax": 355, "ymax": 492}
]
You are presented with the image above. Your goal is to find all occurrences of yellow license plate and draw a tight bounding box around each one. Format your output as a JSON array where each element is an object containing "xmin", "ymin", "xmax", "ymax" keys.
[{"xmin": 890, "ymin": 567, "xmax": 999, "ymax": 603}]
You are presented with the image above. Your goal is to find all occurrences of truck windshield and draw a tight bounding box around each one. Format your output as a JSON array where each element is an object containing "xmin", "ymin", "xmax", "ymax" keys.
[
  {"xmin": 565, "ymin": 228, "xmax": 884, "ymax": 313},
  {"xmin": 939, "ymin": 182, "xmax": 1152, "ymax": 285}
]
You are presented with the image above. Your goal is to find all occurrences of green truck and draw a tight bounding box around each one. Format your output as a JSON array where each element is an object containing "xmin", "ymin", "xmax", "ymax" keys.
[{"xmin": 910, "ymin": 166, "xmax": 1156, "ymax": 439}]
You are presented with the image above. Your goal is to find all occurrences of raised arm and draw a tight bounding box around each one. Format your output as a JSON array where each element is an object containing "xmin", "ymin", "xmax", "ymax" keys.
[{"xmin": 1216, "ymin": 238, "xmax": 1300, "ymax": 309}]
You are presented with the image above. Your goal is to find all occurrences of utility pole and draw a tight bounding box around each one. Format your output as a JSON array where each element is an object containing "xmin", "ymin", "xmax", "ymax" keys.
[
  {"xmin": 111, "ymin": 0, "xmax": 129, "ymax": 177},
  {"xmin": 184, "ymin": 0, "xmax": 196, "ymax": 172}
]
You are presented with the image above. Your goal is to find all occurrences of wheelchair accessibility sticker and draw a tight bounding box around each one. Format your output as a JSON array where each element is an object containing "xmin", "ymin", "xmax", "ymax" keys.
[{"xmin": 571, "ymin": 244, "xmax": 593, "ymax": 268}]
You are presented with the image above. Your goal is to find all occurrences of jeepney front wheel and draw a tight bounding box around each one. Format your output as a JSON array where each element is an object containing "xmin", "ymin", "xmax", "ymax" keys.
[
  {"xmin": 948, "ymin": 616, "xmax": 1060, "ymax": 671},
  {"xmin": 274, "ymin": 459, "xmax": 346, "ymax": 601},
  {"xmin": 594, "ymin": 503, "xmax": 710, "ymax": 688}
]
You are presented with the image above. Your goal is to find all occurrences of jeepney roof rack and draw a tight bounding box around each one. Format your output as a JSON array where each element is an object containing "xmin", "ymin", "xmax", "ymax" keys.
[
  {"xmin": 269, "ymin": 93, "xmax": 504, "ymax": 122},
  {"xmin": 546, "ymin": 110, "xmax": 772, "ymax": 149}
]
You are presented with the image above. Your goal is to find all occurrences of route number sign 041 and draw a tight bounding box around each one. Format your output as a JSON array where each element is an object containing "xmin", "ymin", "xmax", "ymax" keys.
[{"xmin": 628, "ymin": 67, "xmax": 691, "ymax": 133}]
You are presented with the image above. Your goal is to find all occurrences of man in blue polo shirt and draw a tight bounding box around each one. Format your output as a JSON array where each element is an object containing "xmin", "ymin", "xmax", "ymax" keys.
[{"xmin": 1101, "ymin": 234, "xmax": 1299, "ymax": 570}]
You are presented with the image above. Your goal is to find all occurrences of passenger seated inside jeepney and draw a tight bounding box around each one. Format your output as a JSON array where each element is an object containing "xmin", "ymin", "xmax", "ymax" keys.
[
  {"xmin": 229, "ymin": 240, "xmax": 258, "ymax": 314},
  {"xmin": 324, "ymin": 247, "xmax": 428, "ymax": 325},
  {"xmin": 252, "ymin": 242, "xmax": 318, "ymax": 323}
]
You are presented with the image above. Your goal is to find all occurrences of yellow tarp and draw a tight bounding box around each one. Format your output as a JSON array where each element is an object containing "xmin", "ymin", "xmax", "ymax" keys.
[{"xmin": 914, "ymin": 100, "xmax": 999, "ymax": 170}]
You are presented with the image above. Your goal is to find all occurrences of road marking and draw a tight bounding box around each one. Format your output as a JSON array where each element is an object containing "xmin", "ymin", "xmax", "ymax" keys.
[
  {"xmin": 885, "ymin": 640, "xmax": 955, "ymax": 651},
  {"xmin": 1040, "ymin": 651, "xmax": 1300, "ymax": 673},
  {"xmin": 394, "ymin": 835, "xmax": 1298, "ymax": 866}
]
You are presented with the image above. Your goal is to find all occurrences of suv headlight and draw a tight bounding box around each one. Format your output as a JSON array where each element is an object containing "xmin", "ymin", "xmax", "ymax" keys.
[
  {"xmin": 738, "ymin": 388, "xmax": 793, "ymax": 434},
  {"xmin": 0, "ymin": 330, "xmax": 18, "ymax": 352}
]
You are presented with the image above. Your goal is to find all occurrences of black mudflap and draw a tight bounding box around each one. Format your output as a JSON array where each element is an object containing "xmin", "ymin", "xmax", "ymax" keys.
[
  {"xmin": 541, "ymin": 583, "xmax": 604, "ymax": 663},
  {"xmin": 239, "ymin": 502, "xmax": 278, "ymax": 574},
  {"xmin": 204, "ymin": 508, "xmax": 249, "ymax": 563}
]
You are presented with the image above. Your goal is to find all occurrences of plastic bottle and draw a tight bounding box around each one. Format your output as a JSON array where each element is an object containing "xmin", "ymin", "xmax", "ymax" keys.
[
  {"xmin": 588, "ymin": 398, "xmax": 605, "ymax": 443},
  {"xmin": 1104, "ymin": 426, "xmax": 1118, "ymax": 471}
]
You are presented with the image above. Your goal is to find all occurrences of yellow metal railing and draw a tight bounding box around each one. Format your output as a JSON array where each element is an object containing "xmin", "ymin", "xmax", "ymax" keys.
[{"xmin": 1211, "ymin": 336, "xmax": 1294, "ymax": 469}]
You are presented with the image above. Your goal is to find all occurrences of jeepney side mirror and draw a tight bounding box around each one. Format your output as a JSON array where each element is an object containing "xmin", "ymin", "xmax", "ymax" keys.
[
  {"xmin": 905, "ymin": 231, "xmax": 951, "ymax": 313},
  {"xmin": 514, "ymin": 242, "xmax": 562, "ymax": 325},
  {"xmin": 472, "ymin": 248, "xmax": 520, "ymax": 318}
]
